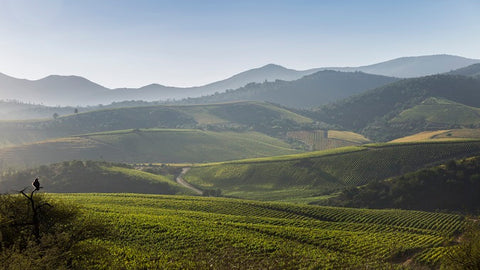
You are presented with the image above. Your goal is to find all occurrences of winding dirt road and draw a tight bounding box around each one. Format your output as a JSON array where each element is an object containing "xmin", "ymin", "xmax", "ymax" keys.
[{"xmin": 176, "ymin": 167, "xmax": 202, "ymax": 195}]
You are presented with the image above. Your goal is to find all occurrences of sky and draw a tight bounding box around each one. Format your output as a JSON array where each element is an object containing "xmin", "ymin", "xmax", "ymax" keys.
[{"xmin": 0, "ymin": 0, "xmax": 479, "ymax": 88}]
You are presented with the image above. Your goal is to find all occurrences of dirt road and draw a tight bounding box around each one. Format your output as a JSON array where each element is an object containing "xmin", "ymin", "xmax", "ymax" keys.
[{"xmin": 176, "ymin": 167, "xmax": 202, "ymax": 195}]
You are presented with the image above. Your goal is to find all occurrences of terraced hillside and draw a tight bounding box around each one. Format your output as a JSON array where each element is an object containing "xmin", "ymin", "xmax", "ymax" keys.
[
  {"xmin": 0, "ymin": 101, "xmax": 315, "ymax": 147},
  {"xmin": 184, "ymin": 140, "xmax": 480, "ymax": 202},
  {"xmin": 0, "ymin": 129, "xmax": 300, "ymax": 169},
  {"xmin": 50, "ymin": 194, "xmax": 464, "ymax": 269},
  {"xmin": 286, "ymin": 129, "xmax": 370, "ymax": 151}
]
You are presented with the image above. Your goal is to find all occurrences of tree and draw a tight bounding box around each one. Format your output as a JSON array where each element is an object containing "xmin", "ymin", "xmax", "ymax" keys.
[
  {"xmin": 74, "ymin": 108, "xmax": 78, "ymax": 114},
  {"xmin": 52, "ymin": 112, "xmax": 59, "ymax": 119}
]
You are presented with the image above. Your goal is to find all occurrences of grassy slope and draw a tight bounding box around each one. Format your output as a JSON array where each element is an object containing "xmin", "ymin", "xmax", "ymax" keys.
[
  {"xmin": 0, "ymin": 129, "xmax": 300, "ymax": 169},
  {"xmin": 171, "ymin": 101, "xmax": 313, "ymax": 125},
  {"xmin": 0, "ymin": 101, "xmax": 314, "ymax": 148},
  {"xmin": 391, "ymin": 97, "xmax": 480, "ymax": 126},
  {"xmin": 327, "ymin": 130, "xmax": 370, "ymax": 143},
  {"xmin": 392, "ymin": 128, "xmax": 480, "ymax": 143},
  {"xmin": 185, "ymin": 140, "xmax": 480, "ymax": 202},
  {"xmin": 0, "ymin": 160, "xmax": 194, "ymax": 194},
  {"xmin": 55, "ymin": 193, "xmax": 464, "ymax": 269}
]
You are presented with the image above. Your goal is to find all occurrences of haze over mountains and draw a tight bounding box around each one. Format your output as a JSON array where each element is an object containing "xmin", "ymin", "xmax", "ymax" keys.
[{"xmin": 0, "ymin": 54, "xmax": 478, "ymax": 106}]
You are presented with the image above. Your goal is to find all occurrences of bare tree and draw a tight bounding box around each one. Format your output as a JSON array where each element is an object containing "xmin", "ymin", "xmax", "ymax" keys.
[{"xmin": 18, "ymin": 178, "xmax": 51, "ymax": 242}]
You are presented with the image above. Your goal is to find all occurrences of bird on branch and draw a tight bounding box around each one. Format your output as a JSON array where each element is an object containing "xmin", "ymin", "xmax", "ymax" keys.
[{"xmin": 32, "ymin": 178, "xmax": 41, "ymax": 191}]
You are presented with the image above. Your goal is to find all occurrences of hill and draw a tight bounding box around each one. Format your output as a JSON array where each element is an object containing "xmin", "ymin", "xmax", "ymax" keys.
[
  {"xmin": 0, "ymin": 100, "xmax": 82, "ymax": 120},
  {"xmin": 313, "ymin": 75, "xmax": 480, "ymax": 141},
  {"xmin": 389, "ymin": 97, "xmax": 480, "ymax": 127},
  {"xmin": 179, "ymin": 70, "xmax": 398, "ymax": 108},
  {"xmin": 0, "ymin": 129, "xmax": 300, "ymax": 169},
  {"xmin": 0, "ymin": 160, "xmax": 193, "ymax": 194},
  {"xmin": 42, "ymin": 193, "xmax": 463, "ymax": 269},
  {"xmin": 0, "ymin": 72, "xmax": 108, "ymax": 106},
  {"xmin": 184, "ymin": 140, "xmax": 480, "ymax": 202},
  {"xmin": 447, "ymin": 63, "xmax": 480, "ymax": 78},
  {"xmin": 0, "ymin": 101, "xmax": 316, "ymax": 147},
  {"xmin": 326, "ymin": 156, "xmax": 480, "ymax": 213}
]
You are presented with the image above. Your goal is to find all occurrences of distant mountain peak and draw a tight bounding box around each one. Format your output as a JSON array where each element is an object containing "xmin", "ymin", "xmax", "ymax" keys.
[{"xmin": 260, "ymin": 63, "xmax": 288, "ymax": 69}]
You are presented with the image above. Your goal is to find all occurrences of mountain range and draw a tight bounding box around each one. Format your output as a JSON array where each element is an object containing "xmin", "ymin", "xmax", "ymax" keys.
[{"xmin": 0, "ymin": 54, "xmax": 478, "ymax": 106}]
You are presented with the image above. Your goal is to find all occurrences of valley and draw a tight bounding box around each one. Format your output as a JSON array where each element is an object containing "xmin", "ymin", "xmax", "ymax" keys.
[{"xmin": 1, "ymin": 56, "xmax": 480, "ymax": 269}]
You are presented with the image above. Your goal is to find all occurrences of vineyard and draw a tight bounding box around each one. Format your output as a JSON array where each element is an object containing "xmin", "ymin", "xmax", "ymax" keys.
[
  {"xmin": 54, "ymin": 193, "xmax": 464, "ymax": 269},
  {"xmin": 185, "ymin": 140, "xmax": 480, "ymax": 202},
  {"xmin": 286, "ymin": 130, "xmax": 370, "ymax": 151}
]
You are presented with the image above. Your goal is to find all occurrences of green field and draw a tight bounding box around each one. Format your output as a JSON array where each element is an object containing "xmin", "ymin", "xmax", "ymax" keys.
[
  {"xmin": 185, "ymin": 140, "xmax": 480, "ymax": 202},
  {"xmin": 0, "ymin": 129, "xmax": 300, "ymax": 169},
  {"xmin": 47, "ymin": 193, "xmax": 464, "ymax": 269}
]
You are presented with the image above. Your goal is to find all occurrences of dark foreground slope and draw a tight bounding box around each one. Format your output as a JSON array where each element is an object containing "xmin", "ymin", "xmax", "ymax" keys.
[
  {"xmin": 327, "ymin": 156, "xmax": 480, "ymax": 213},
  {"xmin": 0, "ymin": 160, "xmax": 193, "ymax": 194}
]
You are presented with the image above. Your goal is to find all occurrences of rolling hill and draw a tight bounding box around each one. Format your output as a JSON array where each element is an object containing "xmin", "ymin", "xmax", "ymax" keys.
[
  {"xmin": 179, "ymin": 70, "xmax": 398, "ymax": 108},
  {"xmin": 447, "ymin": 63, "xmax": 480, "ymax": 78},
  {"xmin": 0, "ymin": 101, "xmax": 316, "ymax": 147},
  {"xmin": 313, "ymin": 75, "xmax": 480, "ymax": 141},
  {"xmin": 184, "ymin": 140, "xmax": 480, "ymax": 202},
  {"xmin": 0, "ymin": 129, "xmax": 301, "ymax": 169}
]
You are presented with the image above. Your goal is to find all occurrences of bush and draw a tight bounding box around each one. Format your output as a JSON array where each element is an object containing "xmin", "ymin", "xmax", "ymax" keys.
[{"xmin": 442, "ymin": 221, "xmax": 480, "ymax": 269}]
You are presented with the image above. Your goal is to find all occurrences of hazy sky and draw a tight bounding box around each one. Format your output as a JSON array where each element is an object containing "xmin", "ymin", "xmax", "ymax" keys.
[{"xmin": 0, "ymin": 0, "xmax": 479, "ymax": 88}]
